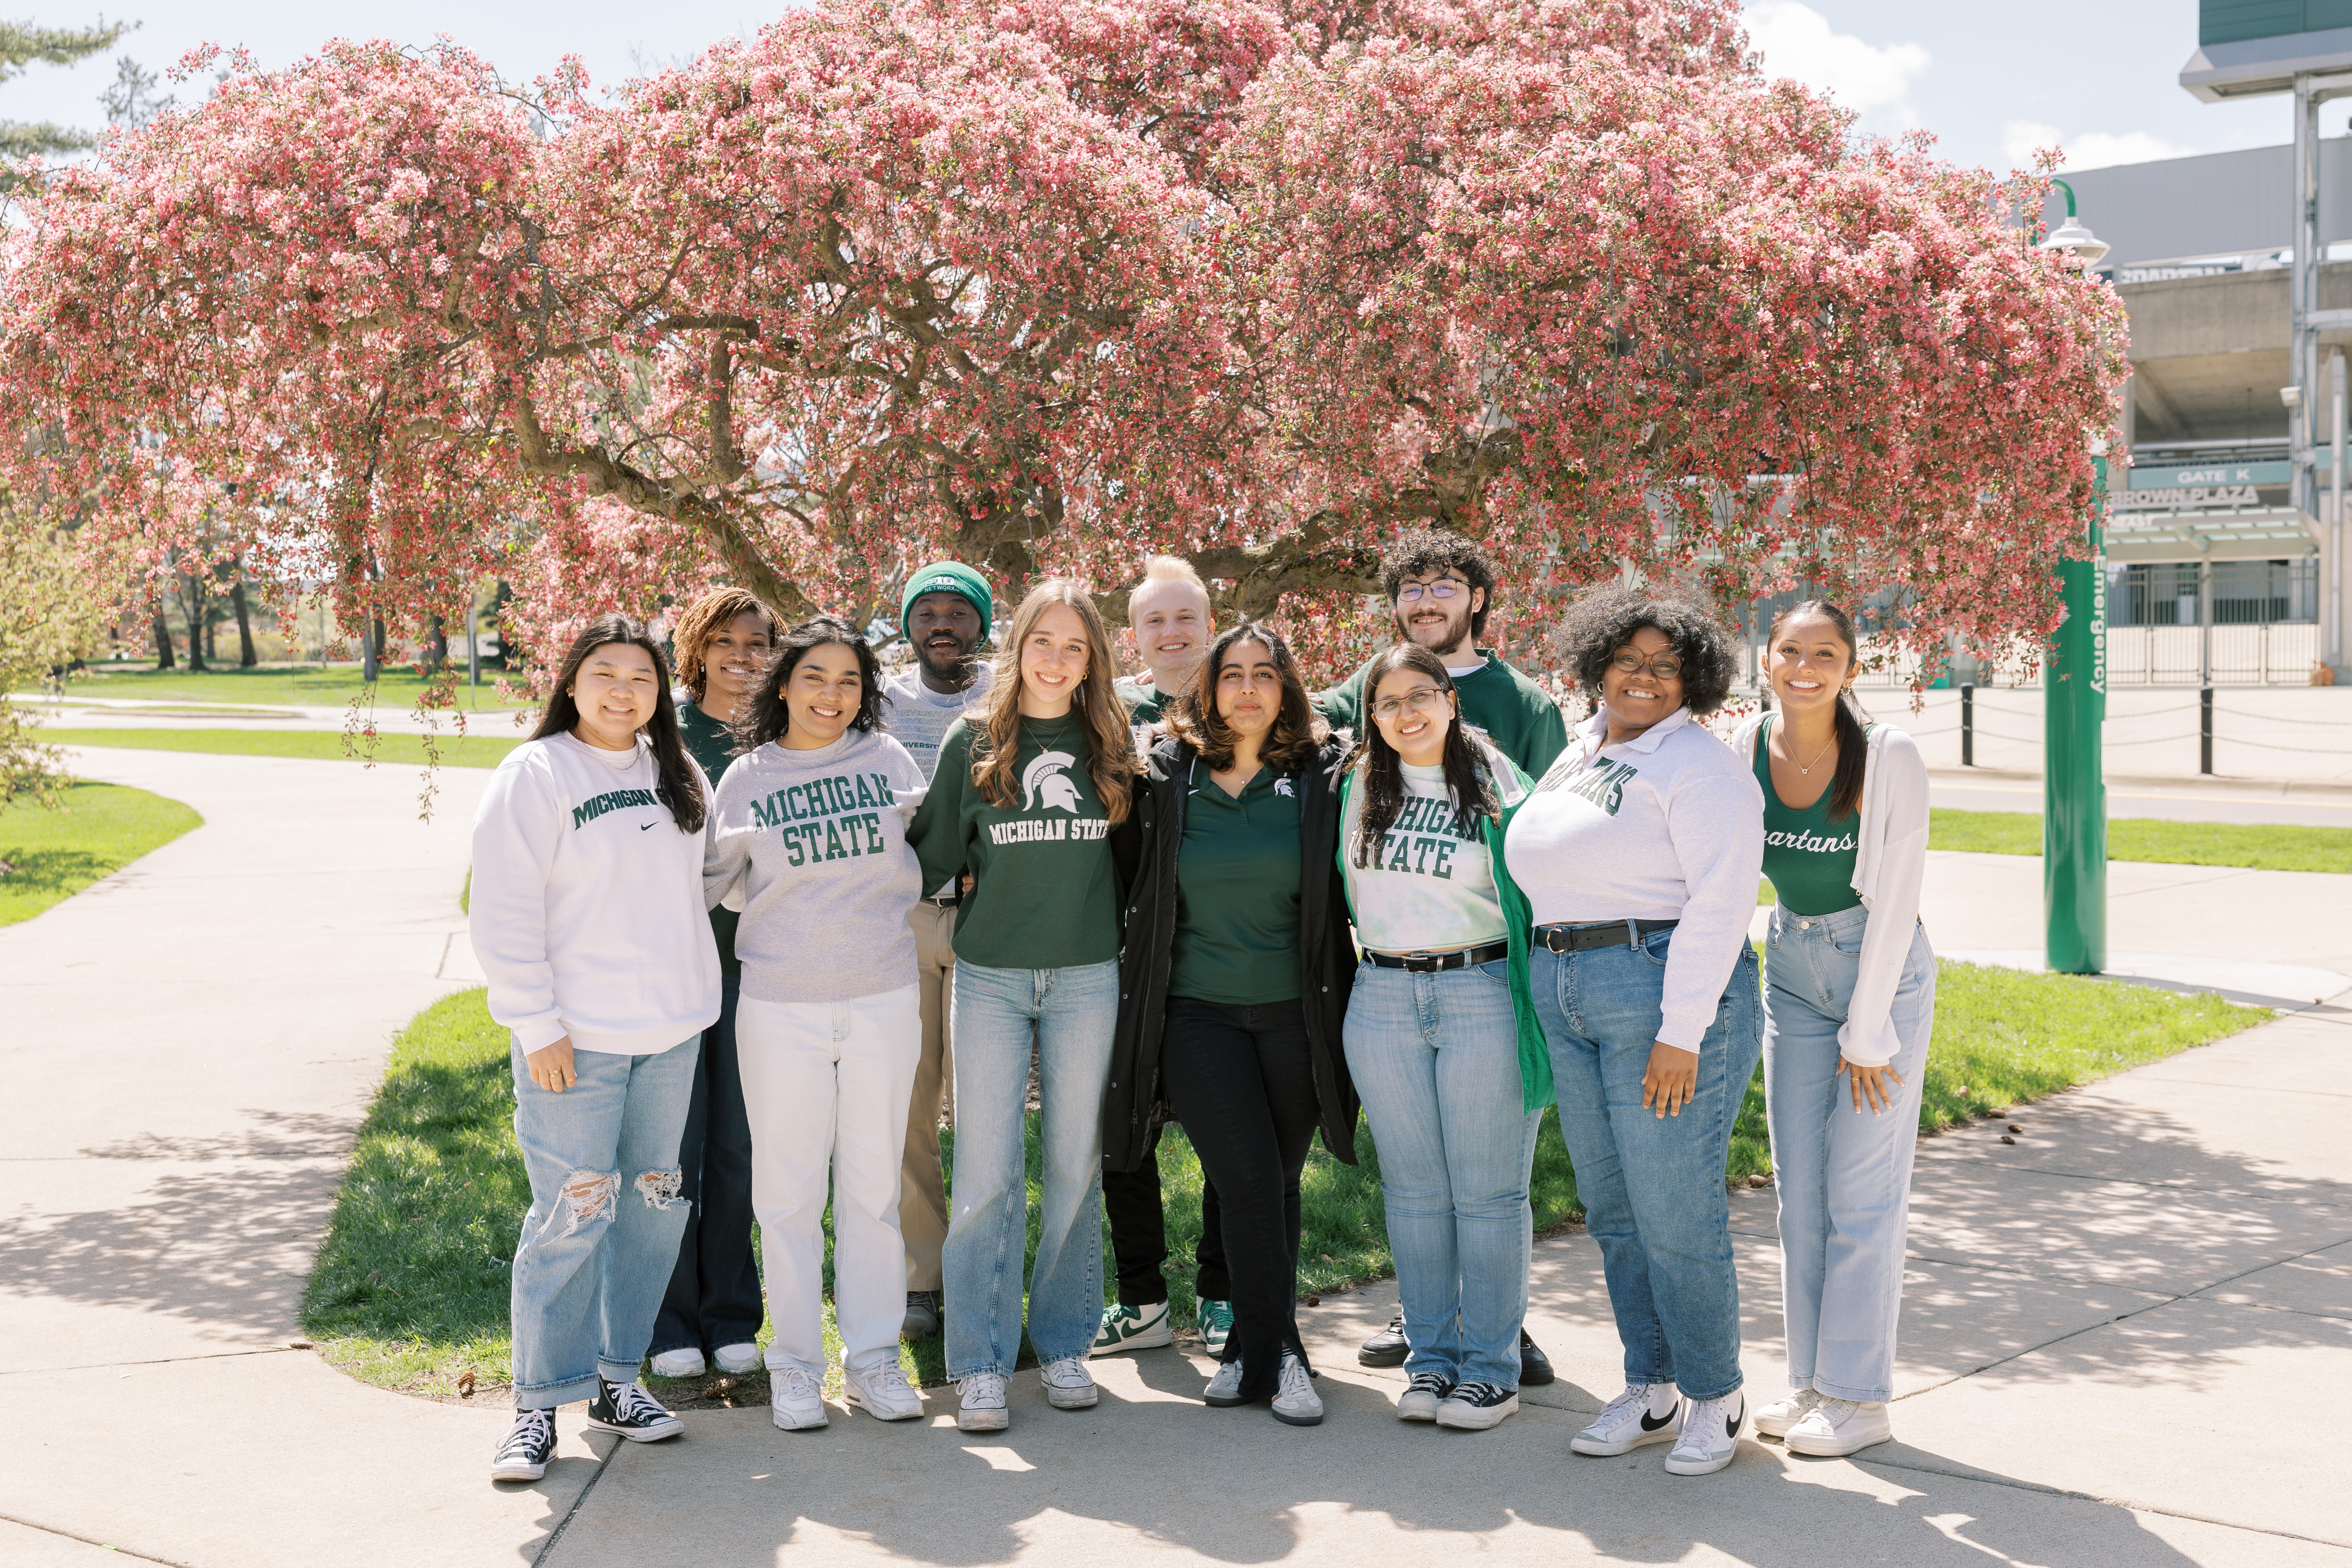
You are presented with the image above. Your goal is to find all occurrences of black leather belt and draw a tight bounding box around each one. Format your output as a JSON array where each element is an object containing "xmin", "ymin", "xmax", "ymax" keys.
[
  {"xmin": 1532, "ymin": 918, "xmax": 1677, "ymax": 953},
  {"xmin": 1365, "ymin": 940, "xmax": 1509, "ymax": 973}
]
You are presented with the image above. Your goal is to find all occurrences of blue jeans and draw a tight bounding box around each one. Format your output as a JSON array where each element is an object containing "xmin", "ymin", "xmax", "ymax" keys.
[
  {"xmin": 1344, "ymin": 960, "xmax": 1543, "ymax": 1390},
  {"xmin": 508, "ymin": 1036, "xmax": 701, "ymax": 1409},
  {"xmin": 1534, "ymin": 931, "xmax": 1763, "ymax": 1403},
  {"xmin": 943, "ymin": 959, "xmax": 1119, "ymax": 1377},
  {"xmin": 1764, "ymin": 904, "xmax": 1936, "ymax": 1403}
]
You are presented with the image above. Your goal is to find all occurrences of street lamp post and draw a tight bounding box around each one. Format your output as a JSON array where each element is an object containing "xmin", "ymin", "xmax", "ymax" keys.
[{"xmin": 2041, "ymin": 180, "xmax": 2109, "ymax": 975}]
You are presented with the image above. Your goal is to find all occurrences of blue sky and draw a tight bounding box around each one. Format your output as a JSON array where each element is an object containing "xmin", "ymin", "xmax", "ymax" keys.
[{"xmin": 0, "ymin": 1, "xmax": 2321, "ymax": 175}]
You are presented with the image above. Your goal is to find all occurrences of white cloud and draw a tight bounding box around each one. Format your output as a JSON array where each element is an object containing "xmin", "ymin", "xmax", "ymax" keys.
[
  {"xmin": 1745, "ymin": 1, "xmax": 1928, "ymax": 123},
  {"xmin": 2001, "ymin": 121, "xmax": 2201, "ymax": 172}
]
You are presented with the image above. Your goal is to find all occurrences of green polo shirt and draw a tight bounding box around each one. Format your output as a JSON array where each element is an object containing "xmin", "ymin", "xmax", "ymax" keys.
[
  {"xmin": 1317, "ymin": 649, "xmax": 1569, "ymax": 777},
  {"xmin": 1116, "ymin": 676, "xmax": 1175, "ymax": 725},
  {"xmin": 679, "ymin": 699, "xmax": 743, "ymax": 975},
  {"xmin": 908, "ymin": 713, "xmax": 1122, "ymax": 971},
  {"xmin": 1169, "ymin": 760, "xmax": 1303, "ymax": 1005}
]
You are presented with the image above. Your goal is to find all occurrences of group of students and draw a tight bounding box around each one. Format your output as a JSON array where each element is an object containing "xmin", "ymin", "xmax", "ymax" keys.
[{"xmin": 467, "ymin": 527, "xmax": 1939, "ymax": 1485}]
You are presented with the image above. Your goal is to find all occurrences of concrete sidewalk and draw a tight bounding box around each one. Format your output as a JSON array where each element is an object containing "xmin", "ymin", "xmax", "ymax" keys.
[{"xmin": 2, "ymin": 748, "xmax": 2347, "ymax": 1566}]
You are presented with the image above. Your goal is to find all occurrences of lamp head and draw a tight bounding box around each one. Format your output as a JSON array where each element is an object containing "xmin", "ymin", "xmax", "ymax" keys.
[{"xmin": 2041, "ymin": 215, "xmax": 2111, "ymax": 266}]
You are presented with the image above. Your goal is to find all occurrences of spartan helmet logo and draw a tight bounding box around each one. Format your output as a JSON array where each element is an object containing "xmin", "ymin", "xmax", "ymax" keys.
[{"xmin": 1022, "ymin": 750, "xmax": 1083, "ymax": 813}]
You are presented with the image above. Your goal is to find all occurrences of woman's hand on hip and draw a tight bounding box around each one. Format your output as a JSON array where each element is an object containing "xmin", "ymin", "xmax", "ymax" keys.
[
  {"xmin": 526, "ymin": 1038, "xmax": 577, "ymax": 1094},
  {"xmin": 1642, "ymin": 1041, "xmax": 1698, "ymax": 1117},
  {"xmin": 1836, "ymin": 1057, "xmax": 1901, "ymax": 1116}
]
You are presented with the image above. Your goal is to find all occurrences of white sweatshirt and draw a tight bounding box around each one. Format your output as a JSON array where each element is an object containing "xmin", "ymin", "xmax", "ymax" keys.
[
  {"xmin": 1733, "ymin": 715, "xmax": 1932, "ymax": 1068},
  {"xmin": 703, "ymin": 729, "xmax": 929, "ymax": 1006},
  {"xmin": 1504, "ymin": 707, "xmax": 1765, "ymax": 1051},
  {"xmin": 468, "ymin": 733, "xmax": 722, "ymax": 1055}
]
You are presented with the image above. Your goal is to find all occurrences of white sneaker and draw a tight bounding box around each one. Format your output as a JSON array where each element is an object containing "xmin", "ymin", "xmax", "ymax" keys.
[
  {"xmin": 1396, "ymin": 1370, "xmax": 1453, "ymax": 1422},
  {"xmin": 957, "ymin": 1372, "xmax": 1009, "ymax": 1432},
  {"xmin": 1040, "ymin": 1356, "xmax": 1098, "ymax": 1410},
  {"xmin": 1272, "ymin": 1351, "xmax": 1323, "ymax": 1427},
  {"xmin": 1664, "ymin": 1390, "xmax": 1745, "ymax": 1476},
  {"xmin": 844, "ymin": 1360, "xmax": 923, "ymax": 1421},
  {"xmin": 648, "ymin": 1348, "xmax": 706, "ymax": 1379},
  {"xmin": 1202, "ymin": 1358, "xmax": 1247, "ymax": 1407},
  {"xmin": 1754, "ymin": 1388, "xmax": 1821, "ymax": 1438},
  {"xmin": 769, "ymin": 1366, "xmax": 829, "ymax": 1431},
  {"xmin": 713, "ymin": 1342, "xmax": 764, "ymax": 1375},
  {"xmin": 1434, "ymin": 1381, "xmax": 1518, "ymax": 1431},
  {"xmin": 1785, "ymin": 1398, "xmax": 1892, "ymax": 1456},
  {"xmin": 1569, "ymin": 1381, "xmax": 1680, "ymax": 1455},
  {"xmin": 1091, "ymin": 1300, "xmax": 1174, "ymax": 1356}
]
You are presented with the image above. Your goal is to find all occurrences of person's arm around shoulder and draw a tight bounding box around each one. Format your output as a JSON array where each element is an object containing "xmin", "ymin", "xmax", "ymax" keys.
[
  {"xmin": 1313, "ymin": 656, "xmax": 1372, "ymax": 734},
  {"xmin": 1839, "ymin": 726, "xmax": 1930, "ymax": 1085},
  {"xmin": 1520, "ymin": 674, "xmax": 1571, "ymax": 777},
  {"xmin": 470, "ymin": 749, "xmax": 579, "ymax": 1091}
]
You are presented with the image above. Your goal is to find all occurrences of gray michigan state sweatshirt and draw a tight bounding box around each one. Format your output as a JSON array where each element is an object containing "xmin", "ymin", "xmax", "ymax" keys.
[{"xmin": 703, "ymin": 728, "xmax": 929, "ymax": 1006}]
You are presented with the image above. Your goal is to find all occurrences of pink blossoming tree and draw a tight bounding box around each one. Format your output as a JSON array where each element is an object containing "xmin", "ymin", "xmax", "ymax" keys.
[{"xmin": 0, "ymin": 0, "xmax": 2124, "ymax": 686}]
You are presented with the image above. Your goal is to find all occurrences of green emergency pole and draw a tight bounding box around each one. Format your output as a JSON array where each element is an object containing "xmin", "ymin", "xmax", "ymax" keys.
[{"xmin": 2044, "ymin": 445, "xmax": 2108, "ymax": 973}]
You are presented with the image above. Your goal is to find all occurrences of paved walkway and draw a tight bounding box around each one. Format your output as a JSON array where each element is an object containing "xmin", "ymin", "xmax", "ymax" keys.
[{"xmin": 2, "ymin": 746, "xmax": 2346, "ymax": 1566}]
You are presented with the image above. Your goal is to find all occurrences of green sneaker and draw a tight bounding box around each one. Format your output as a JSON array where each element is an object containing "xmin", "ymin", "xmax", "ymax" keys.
[
  {"xmin": 1089, "ymin": 1300, "xmax": 1173, "ymax": 1357},
  {"xmin": 1197, "ymin": 1299, "xmax": 1235, "ymax": 1357}
]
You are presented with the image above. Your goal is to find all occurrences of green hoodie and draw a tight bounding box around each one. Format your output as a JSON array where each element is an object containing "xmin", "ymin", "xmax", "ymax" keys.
[
  {"xmin": 1333, "ymin": 733, "xmax": 1552, "ymax": 1111},
  {"xmin": 908, "ymin": 712, "xmax": 1123, "ymax": 971}
]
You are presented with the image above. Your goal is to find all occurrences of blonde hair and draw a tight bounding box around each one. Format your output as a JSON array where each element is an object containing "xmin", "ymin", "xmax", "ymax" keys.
[
  {"xmin": 973, "ymin": 580, "xmax": 1139, "ymax": 824},
  {"xmin": 670, "ymin": 587, "xmax": 777, "ymax": 699},
  {"xmin": 1137, "ymin": 554, "xmax": 1207, "ymax": 594}
]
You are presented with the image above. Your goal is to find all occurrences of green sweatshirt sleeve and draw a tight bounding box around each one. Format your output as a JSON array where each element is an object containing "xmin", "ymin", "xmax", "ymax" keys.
[
  {"xmin": 908, "ymin": 720, "xmax": 975, "ymax": 895},
  {"xmin": 1314, "ymin": 655, "xmax": 1373, "ymax": 736}
]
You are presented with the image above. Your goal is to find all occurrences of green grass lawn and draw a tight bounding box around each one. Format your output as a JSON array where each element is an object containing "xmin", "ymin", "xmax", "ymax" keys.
[
  {"xmin": 49, "ymin": 663, "xmax": 531, "ymax": 710},
  {"xmin": 0, "ymin": 782, "xmax": 203, "ymax": 926},
  {"xmin": 308, "ymin": 963, "xmax": 2264, "ymax": 1403},
  {"xmin": 40, "ymin": 729, "xmax": 527, "ymax": 769},
  {"xmin": 1931, "ymin": 808, "xmax": 2352, "ymax": 874}
]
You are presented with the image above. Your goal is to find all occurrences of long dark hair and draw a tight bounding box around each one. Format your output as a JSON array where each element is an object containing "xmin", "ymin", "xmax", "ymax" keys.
[
  {"xmin": 533, "ymin": 614, "xmax": 706, "ymax": 833},
  {"xmin": 1347, "ymin": 642, "xmax": 1500, "ymax": 867},
  {"xmin": 1765, "ymin": 599, "xmax": 1868, "ymax": 821},
  {"xmin": 735, "ymin": 616, "xmax": 888, "ymax": 752},
  {"xmin": 1165, "ymin": 621, "xmax": 1329, "ymax": 774}
]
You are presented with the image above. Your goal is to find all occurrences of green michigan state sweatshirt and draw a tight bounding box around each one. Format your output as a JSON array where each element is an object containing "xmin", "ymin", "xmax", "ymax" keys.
[{"xmin": 908, "ymin": 712, "xmax": 1123, "ymax": 971}]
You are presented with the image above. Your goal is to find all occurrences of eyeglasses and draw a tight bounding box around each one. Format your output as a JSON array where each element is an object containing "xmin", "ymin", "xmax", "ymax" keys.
[
  {"xmin": 1394, "ymin": 580, "xmax": 1466, "ymax": 604},
  {"xmin": 1370, "ymin": 687, "xmax": 1450, "ymax": 722},
  {"xmin": 1610, "ymin": 650, "xmax": 1684, "ymax": 681}
]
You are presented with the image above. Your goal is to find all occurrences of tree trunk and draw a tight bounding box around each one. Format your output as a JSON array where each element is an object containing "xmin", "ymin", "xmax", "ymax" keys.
[
  {"xmin": 150, "ymin": 600, "xmax": 175, "ymax": 669},
  {"xmin": 426, "ymin": 614, "xmax": 448, "ymax": 671},
  {"xmin": 361, "ymin": 615, "xmax": 381, "ymax": 681},
  {"xmin": 204, "ymin": 616, "xmax": 217, "ymax": 664},
  {"xmin": 181, "ymin": 577, "xmax": 208, "ymax": 671},
  {"xmin": 230, "ymin": 575, "xmax": 257, "ymax": 668}
]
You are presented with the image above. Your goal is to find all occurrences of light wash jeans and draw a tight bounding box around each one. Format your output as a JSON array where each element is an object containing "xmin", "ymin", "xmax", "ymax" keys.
[
  {"xmin": 508, "ymin": 1036, "xmax": 700, "ymax": 1409},
  {"xmin": 1344, "ymin": 959, "xmax": 1544, "ymax": 1390},
  {"xmin": 1764, "ymin": 903, "xmax": 1937, "ymax": 1403},
  {"xmin": 943, "ymin": 958, "xmax": 1119, "ymax": 1378},
  {"xmin": 736, "ymin": 986, "xmax": 922, "ymax": 1380},
  {"xmin": 1534, "ymin": 931, "xmax": 1763, "ymax": 1403}
]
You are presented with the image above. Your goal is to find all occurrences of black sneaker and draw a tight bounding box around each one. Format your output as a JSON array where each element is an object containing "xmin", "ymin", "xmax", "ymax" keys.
[
  {"xmin": 1519, "ymin": 1329, "xmax": 1555, "ymax": 1387},
  {"xmin": 1358, "ymin": 1310, "xmax": 1409, "ymax": 1367},
  {"xmin": 490, "ymin": 1408, "xmax": 557, "ymax": 1482},
  {"xmin": 1435, "ymin": 1380, "xmax": 1520, "ymax": 1431},
  {"xmin": 1396, "ymin": 1370, "xmax": 1454, "ymax": 1421},
  {"xmin": 587, "ymin": 1377, "xmax": 684, "ymax": 1442}
]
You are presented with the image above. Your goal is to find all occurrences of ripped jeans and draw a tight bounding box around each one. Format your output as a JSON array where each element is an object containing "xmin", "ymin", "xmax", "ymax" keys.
[{"xmin": 509, "ymin": 1035, "xmax": 700, "ymax": 1409}]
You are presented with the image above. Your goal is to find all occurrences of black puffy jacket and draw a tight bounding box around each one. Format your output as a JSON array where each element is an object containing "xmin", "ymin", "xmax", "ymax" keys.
[{"xmin": 1102, "ymin": 729, "xmax": 1360, "ymax": 1173}]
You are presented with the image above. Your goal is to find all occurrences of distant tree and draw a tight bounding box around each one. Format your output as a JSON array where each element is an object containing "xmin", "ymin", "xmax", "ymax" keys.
[
  {"xmin": 0, "ymin": 485, "xmax": 103, "ymax": 803},
  {"xmin": 0, "ymin": 17, "xmax": 134, "ymax": 164}
]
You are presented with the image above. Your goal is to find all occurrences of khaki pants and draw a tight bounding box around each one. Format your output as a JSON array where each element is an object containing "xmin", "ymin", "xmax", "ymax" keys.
[{"xmin": 900, "ymin": 900, "xmax": 958, "ymax": 1290}]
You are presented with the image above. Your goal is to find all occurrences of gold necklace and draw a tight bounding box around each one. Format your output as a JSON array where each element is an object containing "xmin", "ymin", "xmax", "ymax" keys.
[{"xmin": 1781, "ymin": 723, "xmax": 1836, "ymax": 777}]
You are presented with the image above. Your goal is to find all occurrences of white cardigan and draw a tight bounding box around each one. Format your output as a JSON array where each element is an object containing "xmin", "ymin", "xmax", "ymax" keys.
[{"xmin": 1732, "ymin": 714, "xmax": 1931, "ymax": 1067}]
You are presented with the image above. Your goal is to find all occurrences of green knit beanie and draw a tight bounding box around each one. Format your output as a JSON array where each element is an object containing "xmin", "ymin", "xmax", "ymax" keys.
[{"xmin": 900, "ymin": 561, "xmax": 993, "ymax": 643}]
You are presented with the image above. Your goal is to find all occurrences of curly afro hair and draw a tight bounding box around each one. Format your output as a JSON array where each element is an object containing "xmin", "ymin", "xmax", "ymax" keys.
[{"xmin": 1557, "ymin": 585, "xmax": 1742, "ymax": 718}]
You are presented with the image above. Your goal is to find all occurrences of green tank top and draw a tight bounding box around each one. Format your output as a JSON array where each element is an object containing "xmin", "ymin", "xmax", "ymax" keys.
[{"xmin": 1755, "ymin": 716, "xmax": 1864, "ymax": 917}]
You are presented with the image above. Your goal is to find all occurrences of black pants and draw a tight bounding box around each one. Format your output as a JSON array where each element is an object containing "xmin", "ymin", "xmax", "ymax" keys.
[
  {"xmin": 1159, "ymin": 996, "xmax": 1320, "ymax": 1400},
  {"xmin": 649, "ymin": 975, "xmax": 765, "ymax": 1355},
  {"xmin": 1105, "ymin": 1133, "xmax": 1227, "ymax": 1307}
]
